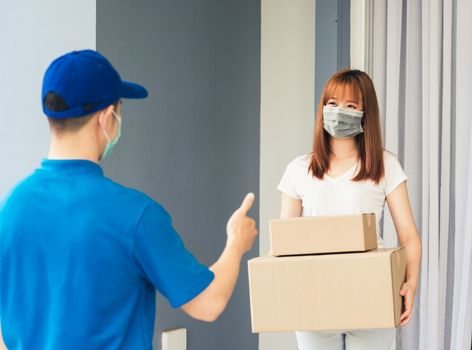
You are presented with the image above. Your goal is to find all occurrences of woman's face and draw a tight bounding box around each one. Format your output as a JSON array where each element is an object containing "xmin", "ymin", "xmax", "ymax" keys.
[{"xmin": 325, "ymin": 86, "xmax": 363, "ymax": 111}]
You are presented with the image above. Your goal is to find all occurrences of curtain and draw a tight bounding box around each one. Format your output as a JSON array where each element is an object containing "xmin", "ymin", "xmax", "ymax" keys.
[
  {"xmin": 450, "ymin": 0, "xmax": 472, "ymax": 347},
  {"xmin": 371, "ymin": 0, "xmax": 472, "ymax": 349}
]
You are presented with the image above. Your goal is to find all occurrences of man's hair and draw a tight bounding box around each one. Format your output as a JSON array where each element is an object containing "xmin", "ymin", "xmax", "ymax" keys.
[{"xmin": 45, "ymin": 92, "xmax": 118, "ymax": 134}]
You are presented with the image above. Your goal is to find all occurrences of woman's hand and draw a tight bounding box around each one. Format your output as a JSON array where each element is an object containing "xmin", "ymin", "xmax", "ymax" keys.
[{"xmin": 400, "ymin": 281, "xmax": 417, "ymax": 326}]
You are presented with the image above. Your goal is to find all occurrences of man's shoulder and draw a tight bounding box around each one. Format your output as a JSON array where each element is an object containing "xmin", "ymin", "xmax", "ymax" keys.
[
  {"xmin": 101, "ymin": 177, "xmax": 155, "ymax": 207},
  {"xmin": 101, "ymin": 180, "xmax": 171, "ymax": 227},
  {"xmin": 1, "ymin": 172, "xmax": 38, "ymax": 202}
]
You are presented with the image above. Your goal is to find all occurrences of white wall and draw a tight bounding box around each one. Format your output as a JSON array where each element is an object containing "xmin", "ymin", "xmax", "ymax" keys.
[
  {"xmin": 0, "ymin": 0, "xmax": 96, "ymax": 197},
  {"xmin": 260, "ymin": 0, "xmax": 315, "ymax": 349}
]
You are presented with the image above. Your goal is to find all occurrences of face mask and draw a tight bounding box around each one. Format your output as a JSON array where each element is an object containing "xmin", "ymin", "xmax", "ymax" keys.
[
  {"xmin": 323, "ymin": 105, "xmax": 364, "ymax": 138},
  {"xmin": 100, "ymin": 110, "xmax": 121, "ymax": 160}
]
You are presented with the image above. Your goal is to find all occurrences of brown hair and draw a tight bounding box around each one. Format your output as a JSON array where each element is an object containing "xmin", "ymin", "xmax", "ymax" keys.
[
  {"xmin": 309, "ymin": 69, "xmax": 384, "ymax": 183},
  {"xmin": 47, "ymin": 115, "xmax": 95, "ymax": 134}
]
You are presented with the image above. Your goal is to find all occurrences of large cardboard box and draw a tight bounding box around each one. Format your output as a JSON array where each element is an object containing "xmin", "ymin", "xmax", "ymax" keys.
[
  {"xmin": 248, "ymin": 248, "xmax": 406, "ymax": 332},
  {"xmin": 270, "ymin": 213, "xmax": 378, "ymax": 256}
]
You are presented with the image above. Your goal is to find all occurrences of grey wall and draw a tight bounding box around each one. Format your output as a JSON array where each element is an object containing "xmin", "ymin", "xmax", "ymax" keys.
[
  {"xmin": 315, "ymin": 0, "xmax": 350, "ymax": 107},
  {"xmin": 97, "ymin": 1, "xmax": 260, "ymax": 349}
]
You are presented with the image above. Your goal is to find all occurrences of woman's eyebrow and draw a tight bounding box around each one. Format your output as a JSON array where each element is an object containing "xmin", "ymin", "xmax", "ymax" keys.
[{"xmin": 328, "ymin": 97, "xmax": 359, "ymax": 104}]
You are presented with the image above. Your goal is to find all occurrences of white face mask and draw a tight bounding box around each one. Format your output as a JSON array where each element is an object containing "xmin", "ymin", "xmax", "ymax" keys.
[{"xmin": 323, "ymin": 105, "xmax": 364, "ymax": 138}]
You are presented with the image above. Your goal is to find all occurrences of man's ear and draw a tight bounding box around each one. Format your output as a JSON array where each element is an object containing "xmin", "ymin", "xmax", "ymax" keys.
[{"xmin": 97, "ymin": 105, "xmax": 115, "ymax": 129}]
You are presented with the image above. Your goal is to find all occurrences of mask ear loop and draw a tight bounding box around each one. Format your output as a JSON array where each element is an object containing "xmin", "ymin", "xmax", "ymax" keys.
[
  {"xmin": 112, "ymin": 110, "xmax": 122, "ymax": 126},
  {"xmin": 99, "ymin": 110, "xmax": 114, "ymax": 142}
]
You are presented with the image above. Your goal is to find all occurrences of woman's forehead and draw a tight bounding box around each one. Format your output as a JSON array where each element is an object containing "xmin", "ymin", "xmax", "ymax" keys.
[{"xmin": 327, "ymin": 83, "xmax": 362, "ymax": 102}]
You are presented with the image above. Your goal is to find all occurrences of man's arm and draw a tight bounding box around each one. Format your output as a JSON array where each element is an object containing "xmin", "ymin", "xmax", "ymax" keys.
[{"xmin": 180, "ymin": 193, "xmax": 257, "ymax": 321}]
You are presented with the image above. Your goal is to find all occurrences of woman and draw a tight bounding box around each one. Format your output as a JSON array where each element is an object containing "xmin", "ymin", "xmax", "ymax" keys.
[{"xmin": 277, "ymin": 69, "xmax": 421, "ymax": 349}]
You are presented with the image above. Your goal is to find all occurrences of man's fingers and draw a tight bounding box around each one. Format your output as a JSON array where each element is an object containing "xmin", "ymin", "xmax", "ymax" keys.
[{"xmin": 238, "ymin": 193, "xmax": 255, "ymax": 214}]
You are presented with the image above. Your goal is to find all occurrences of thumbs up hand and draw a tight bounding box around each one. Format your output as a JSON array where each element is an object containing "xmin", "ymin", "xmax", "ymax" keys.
[{"xmin": 226, "ymin": 193, "xmax": 258, "ymax": 255}]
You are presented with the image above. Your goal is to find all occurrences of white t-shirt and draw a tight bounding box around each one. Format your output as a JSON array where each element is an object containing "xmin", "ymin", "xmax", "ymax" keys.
[{"xmin": 277, "ymin": 150, "xmax": 408, "ymax": 247}]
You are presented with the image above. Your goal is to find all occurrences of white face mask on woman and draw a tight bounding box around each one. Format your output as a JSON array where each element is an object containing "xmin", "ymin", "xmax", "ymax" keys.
[{"xmin": 323, "ymin": 105, "xmax": 364, "ymax": 138}]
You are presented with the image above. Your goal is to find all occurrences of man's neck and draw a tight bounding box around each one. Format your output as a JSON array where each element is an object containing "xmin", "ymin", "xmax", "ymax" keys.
[{"xmin": 48, "ymin": 132, "xmax": 100, "ymax": 163}]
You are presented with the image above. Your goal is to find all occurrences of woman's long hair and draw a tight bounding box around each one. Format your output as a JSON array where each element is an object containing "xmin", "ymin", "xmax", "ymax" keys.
[{"xmin": 309, "ymin": 69, "xmax": 385, "ymax": 183}]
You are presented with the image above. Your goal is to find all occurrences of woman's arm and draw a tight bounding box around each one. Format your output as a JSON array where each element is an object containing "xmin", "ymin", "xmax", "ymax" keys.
[
  {"xmin": 280, "ymin": 193, "xmax": 303, "ymax": 218},
  {"xmin": 386, "ymin": 181, "xmax": 422, "ymax": 326}
]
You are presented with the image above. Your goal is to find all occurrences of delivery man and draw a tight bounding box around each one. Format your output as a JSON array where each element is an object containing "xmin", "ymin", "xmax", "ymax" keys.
[{"xmin": 0, "ymin": 49, "xmax": 257, "ymax": 350}]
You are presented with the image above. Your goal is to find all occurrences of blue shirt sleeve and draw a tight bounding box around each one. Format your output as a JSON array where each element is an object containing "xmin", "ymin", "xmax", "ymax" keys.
[{"xmin": 132, "ymin": 201, "xmax": 214, "ymax": 308}]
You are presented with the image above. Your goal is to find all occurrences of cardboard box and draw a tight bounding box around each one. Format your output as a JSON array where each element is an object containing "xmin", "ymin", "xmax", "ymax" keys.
[
  {"xmin": 270, "ymin": 213, "xmax": 378, "ymax": 256},
  {"xmin": 248, "ymin": 248, "xmax": 406, "ymax": 332}
]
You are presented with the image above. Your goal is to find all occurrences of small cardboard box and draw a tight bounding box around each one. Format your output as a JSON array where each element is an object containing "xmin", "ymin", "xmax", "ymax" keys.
[
  {"xmin": 270, "ymin": 213, "xmax": 378, "ymax": 256},
  {"xmin": 248, "ymin": 248, "xmax": 406, "ymax": 332}
]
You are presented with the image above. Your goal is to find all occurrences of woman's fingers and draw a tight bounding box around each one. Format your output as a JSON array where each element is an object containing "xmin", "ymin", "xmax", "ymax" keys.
[{"xmin": 400, "ymin": 283, "xmax": 414, "ymax": 326}]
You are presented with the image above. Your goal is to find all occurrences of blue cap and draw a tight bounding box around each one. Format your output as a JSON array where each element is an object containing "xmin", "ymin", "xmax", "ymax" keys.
[{"xmin": 42, "ymin": 49, "xmax": 148, "ymax": 119}]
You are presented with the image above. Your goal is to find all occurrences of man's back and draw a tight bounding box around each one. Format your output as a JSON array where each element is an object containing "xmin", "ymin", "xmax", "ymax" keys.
[
  {"xmin": 0, "ymin": 159, "xmax": 213, "ymax": 350},
  {"xmin": 0, "ymin": 49, "xmax": 258, "ymax": 350}
]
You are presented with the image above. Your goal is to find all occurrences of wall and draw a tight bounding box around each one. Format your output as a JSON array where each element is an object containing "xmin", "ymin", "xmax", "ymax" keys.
[
  {"xmin": 96, "ymin": 1, "xmax": 260, "ymax": 349},
  {"xmin": 0, "ymin": 0, "xmax": 96, "ymax": 197},
  {"xmin": 0, "ymin": 1, "xmax": 95, "ymax": 346},
  {"xmin": 315, "ymin": 0, "xmax": 350, "ymax": 106},
  {"xmin": 260, "ymin": 0, "xmax": 315, "ymax": 349}
]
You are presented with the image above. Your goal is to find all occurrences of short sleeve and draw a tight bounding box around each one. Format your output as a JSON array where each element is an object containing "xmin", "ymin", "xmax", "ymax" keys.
[
  {"xmin": 384, "ymin": 152, "xmax": 408, "ymax": 196},
  {"xmin": 277, "ymin": 158, "xmax": 302, "ymax": 199},
  {"xmin": 133, "ymin": 201, "xmax": 214, "ymax": 308}
]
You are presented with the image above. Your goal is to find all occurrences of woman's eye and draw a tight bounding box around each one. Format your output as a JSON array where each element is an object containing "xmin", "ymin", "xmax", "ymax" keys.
[
  {"xmin": 347, "ymin": 104, "xmax": 357, "ymax": 109},
  {"xmin": 327, "ymin": 101, "xmax": 337, "ymax": 106}
]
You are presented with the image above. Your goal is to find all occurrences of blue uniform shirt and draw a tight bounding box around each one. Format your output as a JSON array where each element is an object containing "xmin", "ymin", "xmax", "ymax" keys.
[{"xmin": 0, "ymin": 159, "xmax": 214, "ymax": 350}]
